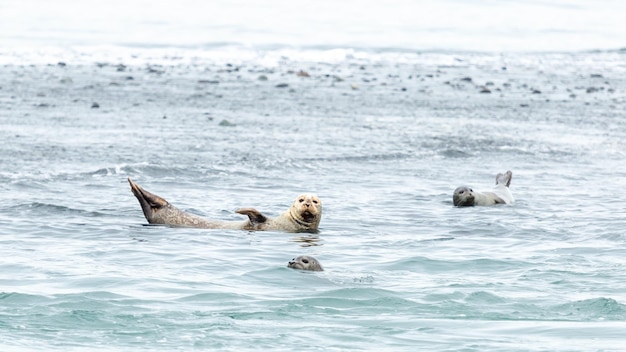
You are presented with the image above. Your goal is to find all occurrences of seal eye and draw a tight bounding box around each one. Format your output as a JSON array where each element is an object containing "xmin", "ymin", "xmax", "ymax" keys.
[
  {"xmin": 299, "ymin": 198, "xmax": 304, "ymax": 203},
  {"xmin": 469, "ymin": 189, "xmax": 473, "ymax": 192},
  {"xmin": 302, "ymin": 259, "xmax": 309, "ymax": 264},
  {"xmin": 312, "ymin": 200, "xmax": 318, "ymax": 204}
]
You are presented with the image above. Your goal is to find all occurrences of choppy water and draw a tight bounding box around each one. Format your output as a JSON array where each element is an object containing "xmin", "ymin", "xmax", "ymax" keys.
[
  {"xmin": 2, "ymin": 48, "xmax": 625, "ymax": 351},
  {"xmin": 1, "ymin": 1, "xmax": 626, "ymax": 351}
]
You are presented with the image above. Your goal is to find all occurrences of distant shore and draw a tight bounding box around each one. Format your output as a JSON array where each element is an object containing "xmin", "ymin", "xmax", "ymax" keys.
[{"xmin": 1, "ymin": 49, "xmax": 623, "ymax": 126}]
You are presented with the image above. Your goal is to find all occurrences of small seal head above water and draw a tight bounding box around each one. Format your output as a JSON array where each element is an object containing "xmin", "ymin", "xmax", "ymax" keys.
[
  {"xmin": 453, "ymin": 170, "xmax": 514, "ymax": 206},
  {"xmin": 288, "ymin": 255, "xmax": 323, "ymax": 271}
]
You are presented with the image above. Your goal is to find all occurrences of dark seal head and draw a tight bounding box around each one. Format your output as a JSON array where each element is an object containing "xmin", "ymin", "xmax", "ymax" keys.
[
  {"xmin": 288, "ymin": 255, "xmax": 323, "ymax": 271},
  {"xmin": 453, "ymin": 186, "xmax": 475, "ymax": 206}
]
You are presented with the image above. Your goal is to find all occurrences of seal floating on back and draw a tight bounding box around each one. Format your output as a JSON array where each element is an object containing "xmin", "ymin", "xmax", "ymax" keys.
[
  {"xmin": 128, "ymin": 178, "xmax": 322, "ymax": 232},
  {"xmin": 287, "ymin": 255, "xmax": 323, "ymax": 271},
  {"xmin": 453, "ymin": 170, "xmax": 514, "ymax": 206}
]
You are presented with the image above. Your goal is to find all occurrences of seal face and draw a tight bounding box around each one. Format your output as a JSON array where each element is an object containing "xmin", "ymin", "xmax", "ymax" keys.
[
  {"xmin": 289, "ymin": 194, "xmax": 322, "ymax": 229},
  {"xmin": 453, "ymin": 170, "xmax": 514, "ymax": 207},
  {"xmin": 128, "ymin": 178, "xmax": 321, "ymax": 232},
  {"xmin": 288, "ymin": 255, "xmax": 323, "ymax": 271},
  {"xmin": 453, "ymin": 186, "xmax": 475, "ymax": 206}
]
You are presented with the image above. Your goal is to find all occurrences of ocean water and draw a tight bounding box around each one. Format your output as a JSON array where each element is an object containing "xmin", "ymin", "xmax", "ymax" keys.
[{"xmin": 1, "ymin": 1, "xmax": 626, "ymax": 351}]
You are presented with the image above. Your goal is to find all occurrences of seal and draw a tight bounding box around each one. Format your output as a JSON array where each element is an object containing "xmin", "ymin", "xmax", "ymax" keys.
[
  {"xmin": 453, "ymin": 170, "xmax": 514, "ymax": 206},
  {"xmin": 288, "ymin": 255, "xmax": 323, "ymax": 271},
  {"xmin": 128, "ymin": 178, "xmax": 322, "ymax": 232}
]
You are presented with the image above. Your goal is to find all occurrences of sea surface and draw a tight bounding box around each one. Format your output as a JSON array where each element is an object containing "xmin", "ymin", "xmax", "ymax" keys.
[{"xmin": 1, "ymin": 1, "xmax": 626, "ymax": 351}]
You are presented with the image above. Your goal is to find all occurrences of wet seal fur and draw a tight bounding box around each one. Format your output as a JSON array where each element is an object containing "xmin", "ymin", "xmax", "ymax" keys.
[
  {"xmin": 453, "ymin": 170, "xmax": 514, "ymax": 206},
  {"xmin": 128, "ymin": 178, "xmax": 322, "ymax": 232},
  {"xmin": 288, "ymin": 255, "xmax": 323, "ymax": 271}
]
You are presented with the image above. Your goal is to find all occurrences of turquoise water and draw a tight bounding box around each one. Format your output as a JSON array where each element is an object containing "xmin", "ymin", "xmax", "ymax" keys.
[{"xmin": 1, "ymin": 1, "xmax": 626, "ymax": 350}]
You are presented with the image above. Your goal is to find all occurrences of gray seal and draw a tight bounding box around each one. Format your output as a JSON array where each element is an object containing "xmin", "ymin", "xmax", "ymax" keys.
[
  {"xmin": 453, "ymin": 170, "xmax": 514, "ymax": 206},
  {"xmin": 128, "ymin": 178, "xmax": 322, "ymax": 232},
  {"xmin": 288, "ymin": 255, "xmax": 323, "ymax": 271}
]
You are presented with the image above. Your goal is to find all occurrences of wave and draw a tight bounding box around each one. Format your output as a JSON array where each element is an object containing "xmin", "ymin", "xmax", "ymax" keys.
[
  {"xmin": 552, "ymin": 297, "xmax": 626, "ymax": 321},
  {"xmin": 382, "ymin": 256, "xmax": 530, "ymax": 273},
  {"xmin": 3, "ymin": 202, "xmax": 106, "ymax": 218},
  {"xmin": 0, "ymin": 162, "xmax": 230, "ymax": 186},
  {"xmin": 302, "ymin": 152, "xmax": 414, "ymax": 164}
]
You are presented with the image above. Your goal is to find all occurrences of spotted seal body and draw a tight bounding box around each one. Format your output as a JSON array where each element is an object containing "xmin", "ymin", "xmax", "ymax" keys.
[
  {"xmin": 287, "ymin": 255, "xmax": 323, "ymax": 271},
  {"xmin": 128, "ymin": 178, "xmax": 321, "ymax": 232},
  {"xmin": 453, "ymin": 171, "xmax": 514, "ymax": 206}
]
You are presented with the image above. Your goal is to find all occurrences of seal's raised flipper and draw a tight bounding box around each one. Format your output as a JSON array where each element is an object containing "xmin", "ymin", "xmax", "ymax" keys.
[
  {"xmin": 236, "ymin": 207, "xmax": 268, "ymax": 225},
  {"xmin": 495, "ymin": 170, "xmax": 512, "ymax": 187},
  {"xmin": 128, "ymin": 178, "xmax": 169, "ymax": 223}
]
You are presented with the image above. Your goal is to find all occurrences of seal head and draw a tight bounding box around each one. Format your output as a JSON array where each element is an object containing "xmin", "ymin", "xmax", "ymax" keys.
[
  {"xmin": 453, "ymin": 186, "xmax": 475, "ymax": 206},
  {"xmin": 289, "ymin": 194, "xmax": 322, "ymax": 229},
  {"xmin": 288, "ymin": 255, "xmax": 323, "ymax": 271}
]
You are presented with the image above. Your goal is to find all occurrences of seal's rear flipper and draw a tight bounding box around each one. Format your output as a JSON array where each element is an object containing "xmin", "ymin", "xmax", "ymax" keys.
[
  {"xmin": 128, "ymin": 178, "xmax": 169, "ymax": 223},
  {"xmin": 236, "ymin": 207, "xmax": 268, "ymax": 225},
  {"xmin": 495, "ymin": 170, "xmax": 512, "ymax": 187}
]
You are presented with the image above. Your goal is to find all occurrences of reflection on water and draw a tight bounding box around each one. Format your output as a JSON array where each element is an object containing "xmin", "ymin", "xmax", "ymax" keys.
[{"xmin": 291, "ymin": 235, "xmax": 323, "ymax": 247}]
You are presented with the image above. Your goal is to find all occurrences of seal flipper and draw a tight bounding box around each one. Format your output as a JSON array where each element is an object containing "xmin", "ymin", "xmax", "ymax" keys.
[
  {"xmin": 495, "ymin": 170, "xmax": 512, "ymax": 187},
  {"xmin": 235, "ymin": 207, "xmax": 268, "ymax": 225},
  {"xmin": 488, "ymin": 193, "xmax": 507, "ymax": 204},
  {"xmin": 128, "ymin": 178, "xmax": 169, "ymax": 223}
]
